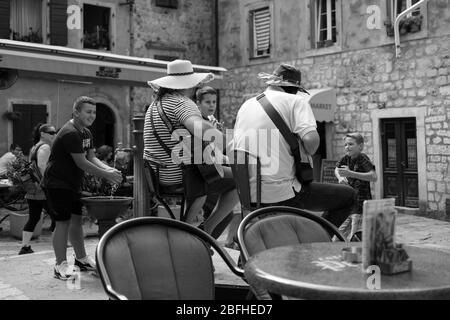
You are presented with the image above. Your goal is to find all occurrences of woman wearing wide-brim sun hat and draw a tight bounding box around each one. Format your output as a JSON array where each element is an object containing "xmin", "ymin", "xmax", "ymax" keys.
[
  {"xmin": 143, "ymin": 59, "xmax": 240, "ymax": 239},
  {"xmin": 148, "ymin": 59, "xmax": 215, "ymax": 90}
]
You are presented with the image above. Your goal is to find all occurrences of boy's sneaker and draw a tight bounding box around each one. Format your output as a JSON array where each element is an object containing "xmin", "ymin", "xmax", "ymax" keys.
[
  {"xmin": 54, "ymin": 261, "xmax": 74, "ymax": 280},
  {"xmin": 18, "ymin": 245, "xmax": 34, "ymax": 255},
  {"xmin": 74, "ymin": 255, "xmax": 96, "ymax": 272}
]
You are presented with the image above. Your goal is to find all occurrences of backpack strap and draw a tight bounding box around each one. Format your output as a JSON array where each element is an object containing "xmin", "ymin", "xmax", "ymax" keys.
[{"xmin": 30, "ymin": 142, "xmax": 46, "ymax": 163}]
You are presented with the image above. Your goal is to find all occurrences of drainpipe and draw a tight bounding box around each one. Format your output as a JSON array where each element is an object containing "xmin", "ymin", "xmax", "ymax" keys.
[
  {"xmin": 127, "ymin": 1, "xmax": 149, "ymax": 218},
  {"xmin": 214, "ymin": 0, "xmax": 222, "ymax": 122},
  {"xmin": 394, "ymin": 0, "xmax": 428, "ymax": 58},
  {"xmin": 215, "ymin": 0, "xmax": 219, "ymax": 66},
  {"xmin": 121, "ymin": 0, "xmax": 147, "ymax": 217}
]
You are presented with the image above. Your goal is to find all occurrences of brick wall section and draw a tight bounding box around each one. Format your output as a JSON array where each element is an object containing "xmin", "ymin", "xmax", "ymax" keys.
[{"xmin": 219, "ymin": 36, "xmax": 450, "ymax": 218}]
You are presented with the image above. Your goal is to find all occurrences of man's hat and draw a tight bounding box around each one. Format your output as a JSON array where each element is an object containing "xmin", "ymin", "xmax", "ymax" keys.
[
  {"xmin": 148, "ymin": 59, "xmax": 214, "ymax": 90},
  {"xmin": 258, "ymin": 63, "xmax": 309, "ymax": 94}
]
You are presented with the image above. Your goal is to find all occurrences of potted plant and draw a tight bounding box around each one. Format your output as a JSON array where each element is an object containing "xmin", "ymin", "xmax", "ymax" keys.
[
  {"xmin": 4, "ymin": 156, "xmax": 43, "ymax": 239},
  {"xmin": 384, "ymin": 14, "xmax": 423, "ymax": 37},
  {"xmin": 2, "ymin": 111, "xmax": 22, "ymax": 121},
  {"xmin": 80, "ymin": 173, "xmax": 133, "ymax": 237},
  {"xmin": 408, "ymin": 14, "xmax": 423, "ymax": 33},
  {"xmin": 11, "ymin": 28, "xmax": 43, "ymax": 44}
]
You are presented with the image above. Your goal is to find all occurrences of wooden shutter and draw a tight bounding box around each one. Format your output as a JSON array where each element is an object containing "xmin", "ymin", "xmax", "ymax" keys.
[
  {"xmin": 251, "ymin": 7, "xmax": 270, "ymax": 57},
  {"xmin": 49, "ymin": 0, "xmax": 68, "ymax": 46},
  {"xmin": 0, "ymin": 1, "xmax": 10, "ymax": 39},
  {"xmin": 12, "ymin": 105, "xmax": 47, "ymax": 155}
]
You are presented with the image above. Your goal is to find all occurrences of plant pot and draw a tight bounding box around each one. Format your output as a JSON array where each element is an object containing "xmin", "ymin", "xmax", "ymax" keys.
[
  {"xmin": 9, "ymin": 210, "xmax": 42, "ymax": 240},
  {"xmin": 409, "ymin": 24, "xmax": 421, "ymax": 33},
  {"xmin": 80, "ymin": 196, "xmax": 133, "ymax": 237}
]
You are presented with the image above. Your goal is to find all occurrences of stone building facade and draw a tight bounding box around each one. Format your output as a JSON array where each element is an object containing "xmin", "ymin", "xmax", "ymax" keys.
[
  {"xmin": 1, "ymin": 0, "xmax": 218, "ymax": 153},
  {"xmin": 131, "ymin": 0, "xmax": 217, "ymax": 112},
  {"xmin": 217, "ymin": 0, "xmax": 450, "ymax": 218}
]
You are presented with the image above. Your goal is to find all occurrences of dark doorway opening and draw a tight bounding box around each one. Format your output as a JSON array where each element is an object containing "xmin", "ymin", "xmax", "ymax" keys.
[
  {"xmin": 381, "ymin": 117, "xmax": 418, "ymax": 207},
  {"xmin": 89, "ymin": 103, "xmax": 115, "ymax": 150}
]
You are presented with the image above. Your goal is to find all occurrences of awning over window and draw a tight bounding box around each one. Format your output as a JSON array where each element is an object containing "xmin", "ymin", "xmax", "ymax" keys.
[
  {"xmin": 299, "ymin": 87, "xmax": 336, "ymax": 122},
  {"xmin": 0, "ymin": 39, "xmax": 226, "ymax": 87}
]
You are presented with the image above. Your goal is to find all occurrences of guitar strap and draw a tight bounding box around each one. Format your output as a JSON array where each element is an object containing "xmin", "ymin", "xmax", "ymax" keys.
[
  {"xmin": 154, "ymin": 98, "xmax": 198, "ymax": 165},
  {"xmin": 150, "ymin": 100, "xmax": 173, "ymax": 159},
  {"xmin": 256, "ymin": 93, "xmax": 302, "ymax": 160}
]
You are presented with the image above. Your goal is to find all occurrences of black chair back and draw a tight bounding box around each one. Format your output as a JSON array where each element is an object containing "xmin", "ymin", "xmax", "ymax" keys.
[{"xmin": 96, "ymin": 217, "xmax": 244, "ymax": 300}]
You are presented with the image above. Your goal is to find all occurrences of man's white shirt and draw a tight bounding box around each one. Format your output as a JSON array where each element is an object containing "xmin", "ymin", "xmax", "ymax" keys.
[{"xmin": 232, "ymin": 88, "xmax": 317, "ymax": 203}]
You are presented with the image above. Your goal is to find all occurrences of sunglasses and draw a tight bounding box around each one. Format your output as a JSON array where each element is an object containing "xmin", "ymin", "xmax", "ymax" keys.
[{"xmin": 45, "ymin": 131, "xmax": 57, "ymax": 135}]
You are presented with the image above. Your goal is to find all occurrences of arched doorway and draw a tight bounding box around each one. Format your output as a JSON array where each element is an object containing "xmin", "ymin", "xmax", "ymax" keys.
[{"xmin": 89, "ymin": 103, "xmax": 115, "ymax": 149}]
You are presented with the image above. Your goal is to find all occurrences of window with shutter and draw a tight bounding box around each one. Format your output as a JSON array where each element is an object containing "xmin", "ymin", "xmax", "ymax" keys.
[
  {"xmin": 0, "ymin": 1, "xmax": 10, "ymax": 39},
  {"xmin": 155, "ymin": 0, "xmax": 178, "ymax": 9},
  {"xmin": 250, "ymin": 7, "xmax": 271, "ymax": 58},
  {"xmin": 49, "ymin": 0, "xmax": 68, "ymax": 46}
]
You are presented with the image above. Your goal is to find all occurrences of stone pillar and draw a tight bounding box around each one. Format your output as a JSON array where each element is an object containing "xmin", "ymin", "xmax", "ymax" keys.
[{"xmin": 132, "ymin": 116, "xmax": 148, "ymax": 217}]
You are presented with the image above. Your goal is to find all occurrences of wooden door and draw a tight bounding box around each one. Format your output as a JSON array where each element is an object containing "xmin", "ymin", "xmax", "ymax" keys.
[
  {"xmin": 12, "ymin": 104, "xmax": 47, "ymax": 155},
  {"xmin": 381, "ymin": 118, "xmax": 418, "ymax": 207}
]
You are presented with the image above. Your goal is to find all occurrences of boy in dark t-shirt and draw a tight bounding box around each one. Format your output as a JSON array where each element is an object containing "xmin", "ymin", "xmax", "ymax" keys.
[
  {"xmin": 335, "ymin": 133, "xmax": 377, "ymax": 241},
  {"xmin": 42, "ymin": 96, "xmax": 122, "ymax": 280}
]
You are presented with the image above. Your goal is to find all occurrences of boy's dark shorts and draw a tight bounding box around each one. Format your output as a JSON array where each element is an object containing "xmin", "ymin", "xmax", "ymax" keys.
[{"xmin": 45, "ymin": 188, "xmax": 82, "ymax": 221}]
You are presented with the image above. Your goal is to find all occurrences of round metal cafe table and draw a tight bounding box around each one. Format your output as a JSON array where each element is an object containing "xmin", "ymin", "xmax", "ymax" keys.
[{"xmin": 244, "ymin": 242, "xmax": 450, "ymax": 299}]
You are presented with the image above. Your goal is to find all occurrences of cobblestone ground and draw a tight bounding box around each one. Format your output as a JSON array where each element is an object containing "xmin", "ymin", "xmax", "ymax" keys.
[{"xmin": 1, "ymin": 207, "xmax": 450, "ymax": 300}]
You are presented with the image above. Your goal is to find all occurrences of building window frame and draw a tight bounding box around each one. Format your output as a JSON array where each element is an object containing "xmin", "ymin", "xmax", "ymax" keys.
[
  {"xmin": 155, "ymin": 0, "xmax": 178, "ymax": 9},
  {"xmin": 249, "ymin": 5, "xmax": 272, "ymax": 59},
  {"xmin": 9, "ymin": 0, "xmax": 48, "ymax": 44},
  {"xmin": 79, "ymin": 0, "xmax": 116, "ymax": 52},
  {"xmin": 385, "ymin": 0, "xmax": 427, "ymax": 38},
  {"xmin": 310, "ymin": 0, "xmax": 341, "ymax": 50}
]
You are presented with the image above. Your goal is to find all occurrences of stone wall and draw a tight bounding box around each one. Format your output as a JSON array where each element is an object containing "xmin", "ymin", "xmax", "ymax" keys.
[
  {"xmin": 133, "ymin": 0, "xmax": 216, "ymax": 65},
  {"xmin": 132, "ymin": 0, "xmax": 217, "ymax": 113},
  {"xmin": 219, "ymin": 35, "xmax": 450, "ymax": 219}
]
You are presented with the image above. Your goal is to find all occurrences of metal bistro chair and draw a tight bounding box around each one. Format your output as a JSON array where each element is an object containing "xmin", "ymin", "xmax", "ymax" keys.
[
  {"xmin": 237, "ymin": 206, "xmax": 347, "ymax": 264},
  {"xmin": 143, "ymin": 159, "xmax": 189, "ymax": 221},
  {"xmin": 95, "ymin": 217, "xmax": 245, "ymax": 300},
  {"xmin": 237, "ymin": 206, "xmax": 347, "ymax": 299}
]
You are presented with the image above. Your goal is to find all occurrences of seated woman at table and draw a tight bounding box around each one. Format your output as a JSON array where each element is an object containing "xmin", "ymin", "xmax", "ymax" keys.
[
  {"xmin": 0, "ymin": 144, "xmax": 23, "ymax": 178},
  {"xmin": 143, "ymin": 60, "xmax": 239, "ymax": 239}
]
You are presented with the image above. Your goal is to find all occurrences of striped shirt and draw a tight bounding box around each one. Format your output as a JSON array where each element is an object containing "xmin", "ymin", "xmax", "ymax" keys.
[{"xmin": 143, "ymin": 93, "xmax": 202, "ymax": 185}]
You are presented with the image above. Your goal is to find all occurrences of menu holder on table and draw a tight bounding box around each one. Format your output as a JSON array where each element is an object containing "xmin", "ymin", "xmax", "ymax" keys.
[{"xmin": 361, "ymin": 198, "xmax": 412, "ymax": 275}]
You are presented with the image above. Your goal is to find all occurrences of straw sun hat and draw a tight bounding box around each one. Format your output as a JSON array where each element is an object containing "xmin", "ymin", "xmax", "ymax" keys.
[{"xmin": 148, "ymin": 59, "xmax": 214, "ymax": 90}]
